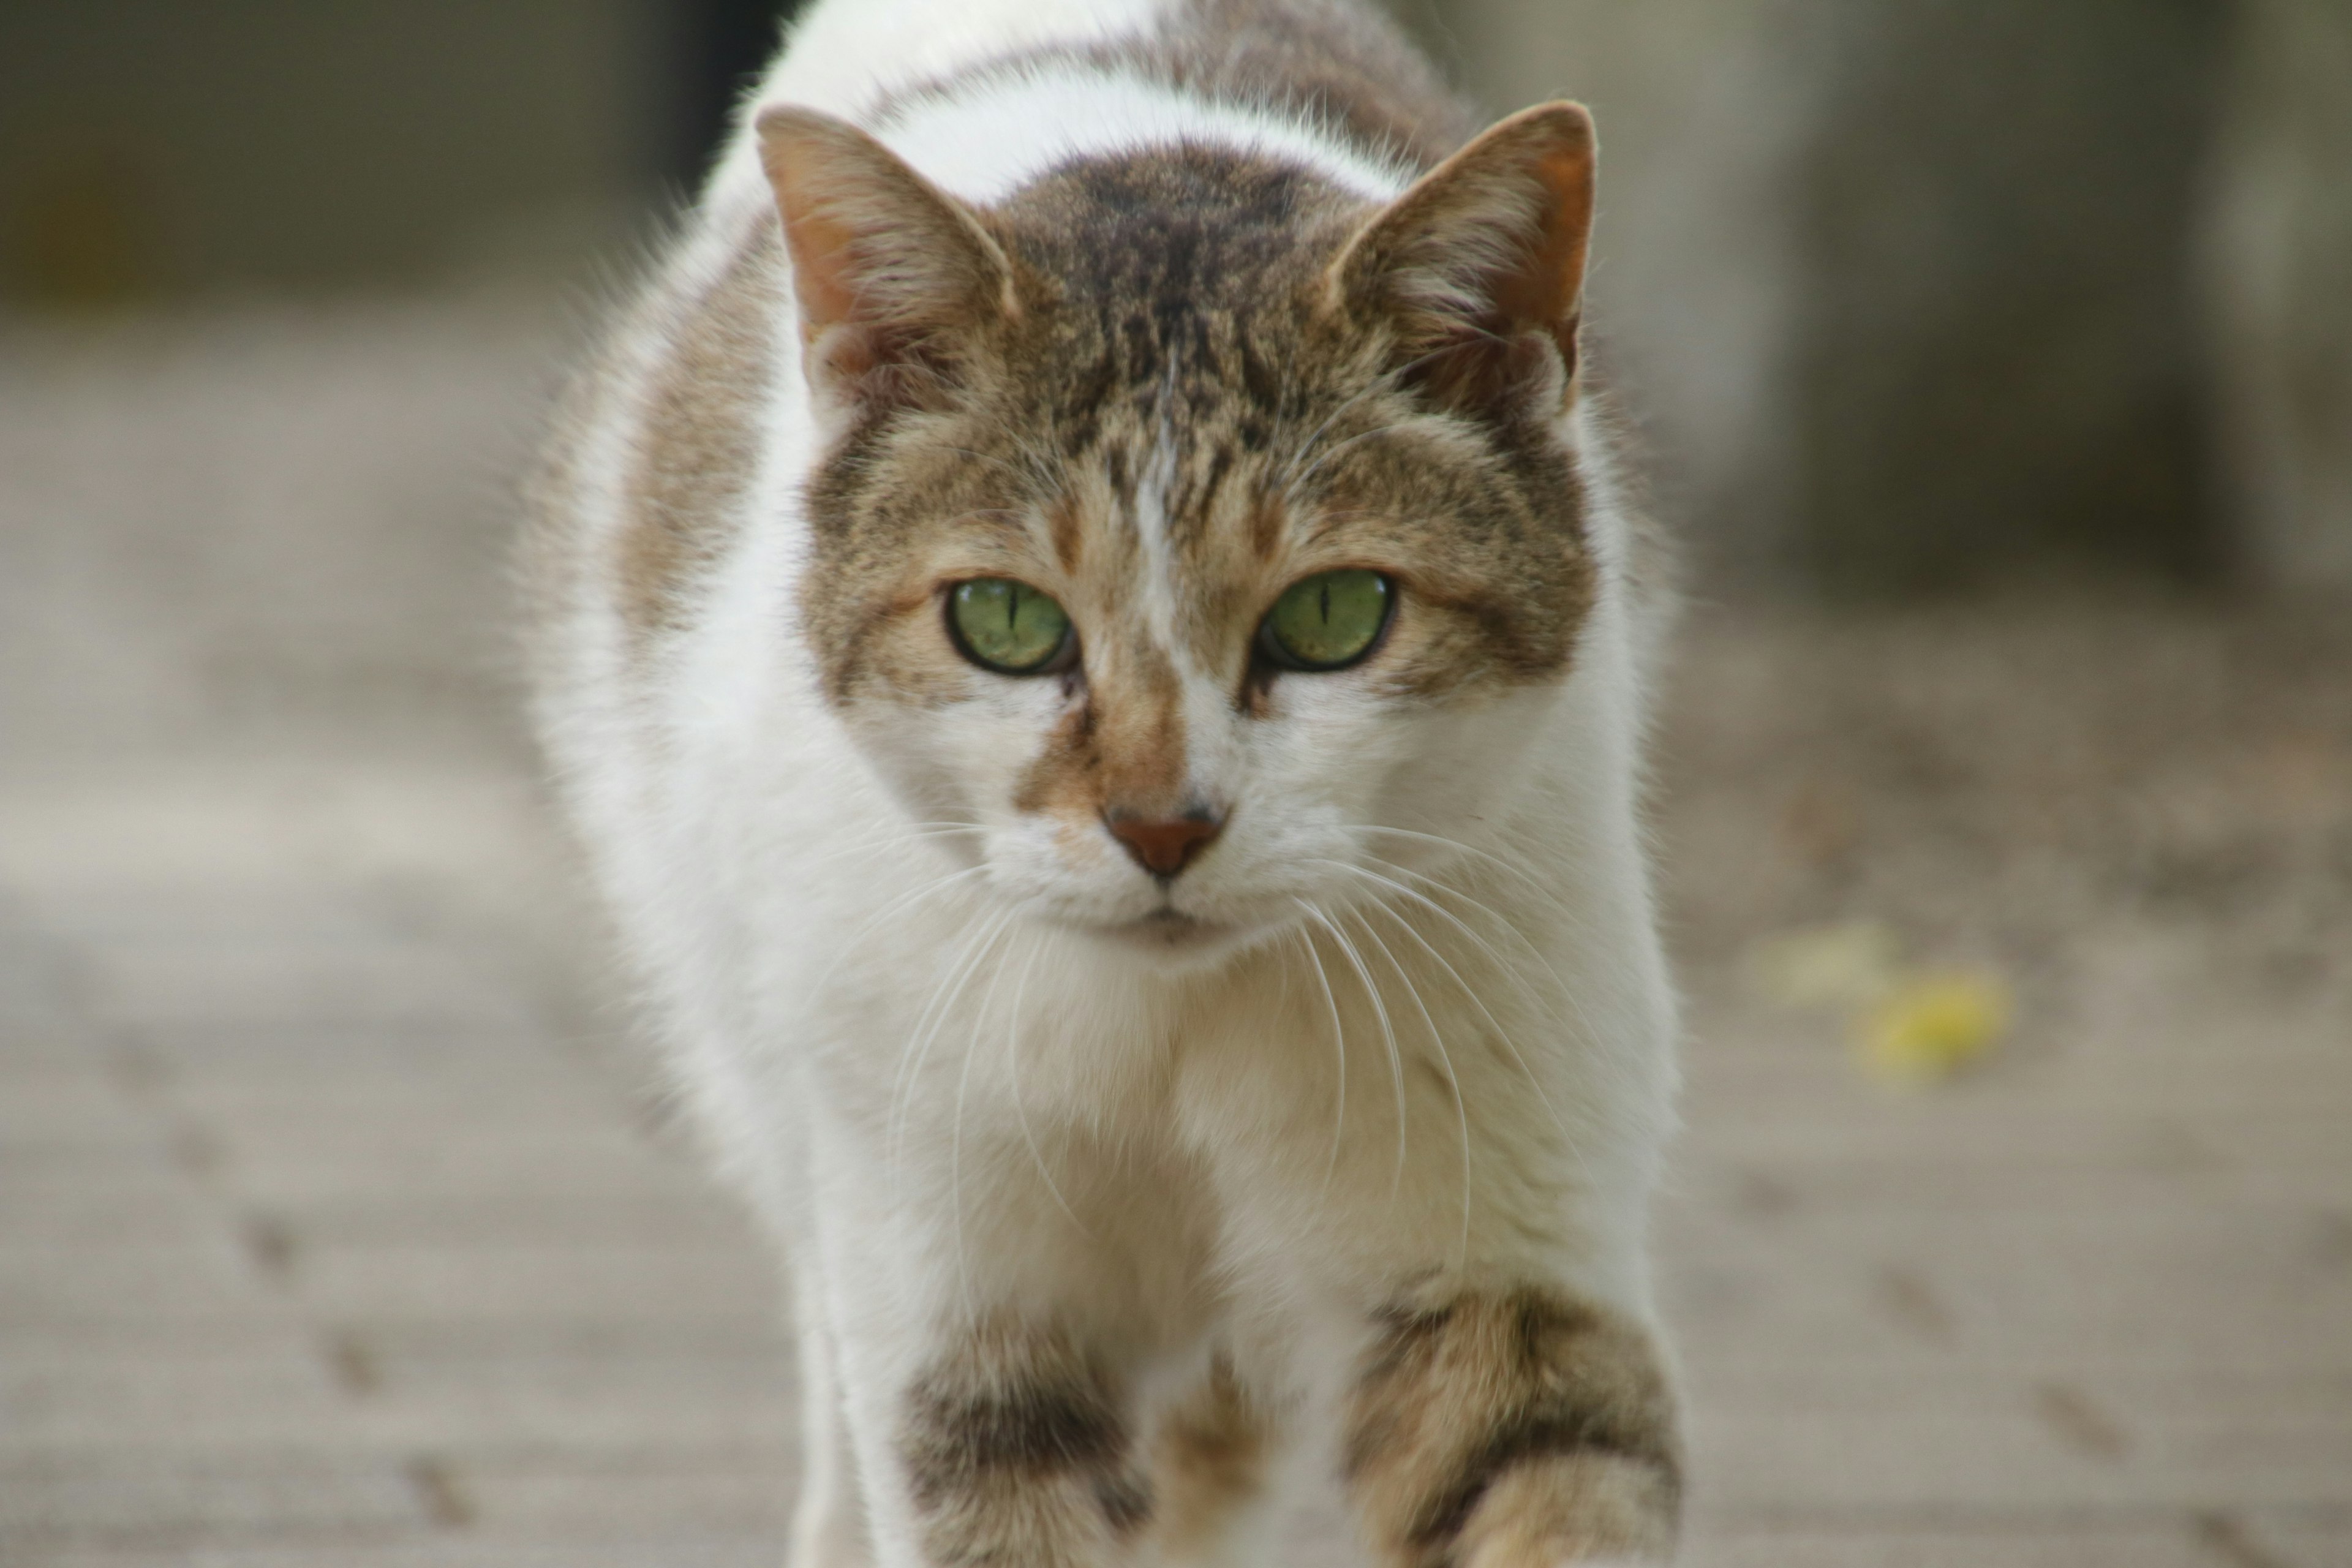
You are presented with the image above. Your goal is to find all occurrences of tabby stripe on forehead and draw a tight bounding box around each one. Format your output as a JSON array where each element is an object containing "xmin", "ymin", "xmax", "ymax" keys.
[
  {"xmin": 1248, "ymin": 491, "xmax": 1289, "ymax": 562},
  {"xmin": 1174, "ymin": 445, "xmax": 1235, "ymax": 545},
  {"xmin": 1049, "ymin": 492, "xmax": 1086, "ymax": 573},
  {"xmin": 616, "ymin": 216, "xmax": 785, "ymax": 646}
]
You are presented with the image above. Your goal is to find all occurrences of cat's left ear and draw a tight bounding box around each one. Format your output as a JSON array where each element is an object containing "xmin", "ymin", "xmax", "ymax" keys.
[
  {"xmin": 756, "ymin": 106, "xmax": 1018, "ymax": 412},
  {"xmin": 1332, "ymin": 102, "xmax": 1596, "ymax": 420}
]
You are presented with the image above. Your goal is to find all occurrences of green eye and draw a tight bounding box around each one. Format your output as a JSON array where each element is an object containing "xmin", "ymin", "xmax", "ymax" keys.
[
  {"xmin": 1259, "ymin": 569, "xmax": 1393, "ymax": 671},
  {"xmin": 948, "ymin": 578, "xmax": 1074, "ymax": 674}
]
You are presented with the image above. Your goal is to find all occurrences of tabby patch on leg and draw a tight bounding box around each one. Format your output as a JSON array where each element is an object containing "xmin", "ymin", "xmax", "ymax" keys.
[
  {"xmin": 900, "ymin": 1316, "xmax": 1152, "ymax": 1567},
  {"xmin": 1345, "ymin": 1288, "xmax": 1681, "ymax": 1567}
]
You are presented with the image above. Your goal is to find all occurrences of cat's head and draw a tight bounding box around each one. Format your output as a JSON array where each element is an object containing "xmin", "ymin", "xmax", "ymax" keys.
[{"xmin": 760, "ymin": 102, "xmax": 1607, "ymax": 964}]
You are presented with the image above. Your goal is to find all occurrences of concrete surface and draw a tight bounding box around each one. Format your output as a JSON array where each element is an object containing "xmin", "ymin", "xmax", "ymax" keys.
[{"xmin": 1, "ymin": 306, "xmax": 2346, "ymax": 1566}]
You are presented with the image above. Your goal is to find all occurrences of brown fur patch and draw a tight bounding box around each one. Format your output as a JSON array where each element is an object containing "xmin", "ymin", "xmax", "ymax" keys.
[
  {"xmin": 900, "ymin": 1316, "xmax": 1150, "ymax": 1566},
  {"xmin": 1011, "ymin": 634, "xmax": 1189, "ymax": 822},
  {"xmin": 616, "ymin": 214, "xmax": 787, "ymax": 641},
  {"xmin": 1344, "ymin": 1288, "xmax": 1681, "ymax": 1567},
  {"xmin": 1147, "ymin": 1354, "xmax": 1270, "ymax": 1559}
]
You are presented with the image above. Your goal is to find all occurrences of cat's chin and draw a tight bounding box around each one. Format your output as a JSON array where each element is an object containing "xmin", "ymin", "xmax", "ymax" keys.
[{"xmin": 1080, "ymin": 907, "xmax": 1256, "ymax": 968}]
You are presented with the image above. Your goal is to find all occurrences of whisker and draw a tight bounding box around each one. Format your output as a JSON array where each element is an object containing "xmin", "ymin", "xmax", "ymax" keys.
[
  {"xmin": 812, "ymin": 863, "xmax": 990, "ymax": 1000},
  {"xmin": 1287, "ymin": 924, "xmax": 1349, "ymax": 1192},
  {"xmin": 886, "ymin": 915, "xmax": 983, "ymax": 1186},
  {"xmin": 1346, "ymin": 905, "xmax": 1473, "ymax": 1273},
  {"xmin": 1003, "ymin": 928, "xmax": 1090, "ymax": 1236},
  {"xmin": 1337, "ymin": 867, "xmax": 1601, "ymax": 1195},
  {"xmin": 1341, "ymin": 823, "xmax": 1583, "ymax": 925},
  {"xmin": 1355, "ymin": 852, "xmax": 1611, "ymax": 1057},
  {"xmin": 1306, "ymin": 858, "xmax": 1572, "ymax": 1147},
  {"xmin": 888, "ymin": 907, "xmax": 1012, "ymax": 1185},
  {"xmin": 950, "ymin": 914, "xmax": 1021, "ymax": 1319},
  {"xmin": 1300, "ymin": 899, "xmax": 1406, "ymax": 1196},
  {"xmin": 1341, "ymin": 846, "xmax": 1591, "ymax": 1005},
  {"xmin": 797, "ymin": 823, "xmax": 983, "ymax": 874}
]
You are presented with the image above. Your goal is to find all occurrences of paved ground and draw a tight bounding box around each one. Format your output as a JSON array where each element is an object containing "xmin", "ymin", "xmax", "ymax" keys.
[{"xmin": 2, "ymin": 307, "xmax": 2348, "ymax": 1566}]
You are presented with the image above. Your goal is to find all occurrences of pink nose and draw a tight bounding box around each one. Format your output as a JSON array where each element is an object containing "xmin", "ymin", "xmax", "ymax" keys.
[{"xmin": 1104, "ymin": 810, "xmax": 1224, "ymax": 879}]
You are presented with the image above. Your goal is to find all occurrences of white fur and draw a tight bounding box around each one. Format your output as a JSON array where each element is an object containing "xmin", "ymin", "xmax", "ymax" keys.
[{"xmin": 534, "ymin": 2, "xmax": 1679, "ymax": 1563}]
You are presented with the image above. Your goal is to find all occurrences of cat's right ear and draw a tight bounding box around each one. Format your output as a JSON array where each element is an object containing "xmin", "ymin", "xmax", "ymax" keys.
[
  {"xmin": 755, "ymin": 107, "xmax": 1018, "ymax": 412},
  {"xmin": 1331, "ymin": 102, "xmax": 1597, "ymax": 423}
]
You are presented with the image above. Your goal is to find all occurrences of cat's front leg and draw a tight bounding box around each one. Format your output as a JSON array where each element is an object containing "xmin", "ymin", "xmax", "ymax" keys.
[
  {"xmin": 1342, "ymin": 1287, "xmax": 1681, "ymax": 1567},
  {"xmin": 887, "ymin": 1311, "xmax": 1155, "ymax": 1568}
]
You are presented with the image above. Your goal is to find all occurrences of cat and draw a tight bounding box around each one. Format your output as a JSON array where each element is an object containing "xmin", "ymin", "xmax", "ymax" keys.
[{"xmin": 524, "ymin": 1, "xmax": 1682, "ymax": 1563}]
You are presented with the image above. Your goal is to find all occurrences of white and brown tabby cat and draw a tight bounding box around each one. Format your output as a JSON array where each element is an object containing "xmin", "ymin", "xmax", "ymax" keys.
[{"xmin": 526, "ymin": 1, "xmax": 1681, "ymax": 1562}]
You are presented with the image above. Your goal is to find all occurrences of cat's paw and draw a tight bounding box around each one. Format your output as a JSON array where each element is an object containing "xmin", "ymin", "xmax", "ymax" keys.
[{"xmin": 1452, "ymin": 1452, "xmax": 1678, "ymax": 1568}]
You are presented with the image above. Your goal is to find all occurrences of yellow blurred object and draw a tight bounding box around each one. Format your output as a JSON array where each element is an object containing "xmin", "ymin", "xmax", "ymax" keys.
[
  {"xmin": 1747, "ymin": 919, "xmax": 1902, "ymax": 1009},
  {"xmin": 1859, "ymin": 973, "xmax": 2012, "ymax": 1085},
  {"xmin": 1747, "ymin": 922, "xmax": 2015, "ymax": 1088}
]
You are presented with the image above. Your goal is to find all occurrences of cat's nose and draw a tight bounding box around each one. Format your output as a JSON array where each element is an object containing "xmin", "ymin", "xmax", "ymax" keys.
[{"xmin": 1104, "ymin": 808, "xmax": 1225, "ymax": 880}]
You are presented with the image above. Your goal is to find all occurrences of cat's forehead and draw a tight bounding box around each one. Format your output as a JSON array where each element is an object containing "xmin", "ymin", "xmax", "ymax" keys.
[
  {"xmin": 1000, "ymin": 146, "xmax": 1360, "ymax": 308},
  {"xmin": 990, "ymin": 146, "xmax": 1371, "ymax": 431}
]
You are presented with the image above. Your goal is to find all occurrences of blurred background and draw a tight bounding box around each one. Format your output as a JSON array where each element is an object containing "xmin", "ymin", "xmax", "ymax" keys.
[{"xmin": 2, "ymin": 2, "xmax": 2345, "ymax": 1566}]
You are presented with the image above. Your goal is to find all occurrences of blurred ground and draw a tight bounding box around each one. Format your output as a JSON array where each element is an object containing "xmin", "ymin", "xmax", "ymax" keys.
[{"xmin": 2, "ymin": 307, "xmax": 2348, "ymax": 1566}]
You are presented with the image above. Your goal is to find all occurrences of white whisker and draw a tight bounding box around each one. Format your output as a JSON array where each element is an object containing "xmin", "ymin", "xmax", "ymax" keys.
[
  {"xmin": 1301, "ymin": 898, "xmax": 1405, "ymax": 1196},
  {"xmin": 1287, "ymin": 924, "xmax": 1348, "ymax": 1191},
  {"xmin": 1004, "ymin": 928, "xmax": 1090, "ymax": 1236},
  {"xmin": 888, "ymin": 907, "xmax": 1012, "ymax": 1186},
  {"xmin": 1341, "ymin": 823, "xmax": 1583, "ymax": 925},
  {"xmin": 949, "ymin": 914, "xmax": 1020, "ymax": 1319},
  {"xmin": 1355, "ymin": 853, "xmax": 1612, "ymax": 1070},
  {"xmin": 1346, "ymin": 906, "xmax": 1474, "ymax": 1273},
  {"xmin": 813, "ymin": 862, "xmax": 989, "ymax": 1000},
  {"xmin": 797, "ymin": 823, "xmax": 983, "ymax": 875},
  {"xmin": 1306, "ymin": 858, "xmax": 1572, "ymax": 1149}
]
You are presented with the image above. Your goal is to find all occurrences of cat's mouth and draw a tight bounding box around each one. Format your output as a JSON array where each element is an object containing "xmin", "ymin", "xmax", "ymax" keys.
[
  {"xmin": 1106, "ymin": 905, "xmax": 1227, "ymax": 950},
  {"xmin": 1136, "ymin": 907, "xmax": 1207, "ymax": 933}
]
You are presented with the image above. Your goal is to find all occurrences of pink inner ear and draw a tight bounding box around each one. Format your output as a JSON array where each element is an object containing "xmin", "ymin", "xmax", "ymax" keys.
[
  {"xmin": 1335, "ymin": 102, "xmax": 1599, "ymax": 412},
  {"xmin": 1490, "ymin": 138, "xmax": 1594, "ymax": 367},
  {"xmin": 762, "ymin": 141, "xmax": 865, "ymax": 340}
]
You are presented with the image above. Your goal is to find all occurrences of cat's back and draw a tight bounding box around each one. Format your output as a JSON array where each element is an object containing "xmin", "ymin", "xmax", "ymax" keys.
[
  {"xmin": 522, "ymin": 0, "xmax": 1476, "ymax": 743},
  {"xmin": 747, "ymin": 0, "xmax": 1475, "ymax": 180}
]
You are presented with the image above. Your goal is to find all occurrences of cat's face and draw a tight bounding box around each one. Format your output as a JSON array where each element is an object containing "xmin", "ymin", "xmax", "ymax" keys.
[{"xmin": 764, "ymin": 109, "xmax": 1600, "ymax": 962}]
